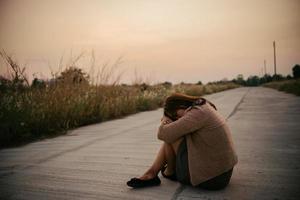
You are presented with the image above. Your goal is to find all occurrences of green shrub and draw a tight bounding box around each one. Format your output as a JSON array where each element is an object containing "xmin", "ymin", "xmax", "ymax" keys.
[{"xmin": 264, "ymin": 79, "xmax": 300, "ymax": 96}]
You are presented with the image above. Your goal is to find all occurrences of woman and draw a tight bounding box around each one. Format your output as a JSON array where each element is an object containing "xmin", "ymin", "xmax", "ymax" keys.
[{"xmin": 127, "ymin": 93, "xmax": 238, "ymax": 190}]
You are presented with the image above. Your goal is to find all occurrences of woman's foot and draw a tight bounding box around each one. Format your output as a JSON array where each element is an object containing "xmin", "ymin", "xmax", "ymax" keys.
[
  {"xmin": 127, "ymin": 176, "xmax": 161, "ymax": 188},
  {"xmin": 138, "ymin": 169, "xmax": 157, "ymax": 180},
  {"xmin": 127, "ymin": 169, "xmax": 161, "ymax": 188}
]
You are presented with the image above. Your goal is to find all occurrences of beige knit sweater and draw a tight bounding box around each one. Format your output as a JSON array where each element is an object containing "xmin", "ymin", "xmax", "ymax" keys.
[{"xmin": 157, "ymin": 103, "xmax": 238, "ymax": 186}]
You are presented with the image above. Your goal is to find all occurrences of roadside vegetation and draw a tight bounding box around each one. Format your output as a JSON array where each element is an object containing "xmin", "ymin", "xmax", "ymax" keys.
[
  {"xmin": 264, "ymin": 79, "xmax": 300, "ymax": 96},
  {"xmin": 0, "ymin": 51, "xmax": 239, "ymax": 148},
  {"xmin": 232, "ymin": 64, "xmax": 300, "ymax": 96}
]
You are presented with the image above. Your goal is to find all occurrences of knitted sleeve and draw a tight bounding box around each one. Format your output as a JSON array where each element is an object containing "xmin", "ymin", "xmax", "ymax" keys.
[{"xmin": 157, "ymin": 107, "xmax": 208, "ymax": 143}]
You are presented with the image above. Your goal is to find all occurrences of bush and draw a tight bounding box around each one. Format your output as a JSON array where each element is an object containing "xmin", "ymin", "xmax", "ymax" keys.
[
  {"xmin": 293, "ymin": 64, "xmax": 300, "ymax": 79},
  {"xmin": 264, "ymin": 79, "xmax": 300, "ymax": 96}
]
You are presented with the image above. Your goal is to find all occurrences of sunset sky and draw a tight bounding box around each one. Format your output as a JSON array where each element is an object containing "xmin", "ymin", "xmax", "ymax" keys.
[{"xmin": 0, "ymin": 0, "xmax": 299, "ymax": 84}]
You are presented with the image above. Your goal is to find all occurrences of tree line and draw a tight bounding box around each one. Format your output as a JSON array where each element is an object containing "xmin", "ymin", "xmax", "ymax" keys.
[{"xmin": 232, "ymin": 64, "xmax": 300, "ymax": 86}]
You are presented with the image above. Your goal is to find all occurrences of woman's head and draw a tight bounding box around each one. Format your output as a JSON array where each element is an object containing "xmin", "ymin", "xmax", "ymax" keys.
[{"xmin": 164, "ymin": 93, "xmax": 201, "ymax": 121}]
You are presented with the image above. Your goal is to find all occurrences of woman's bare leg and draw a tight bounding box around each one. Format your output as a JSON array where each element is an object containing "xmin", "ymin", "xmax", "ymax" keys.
[{"xmin": 139, "ymin": 138, "xmax": 183, "ymax": 180}]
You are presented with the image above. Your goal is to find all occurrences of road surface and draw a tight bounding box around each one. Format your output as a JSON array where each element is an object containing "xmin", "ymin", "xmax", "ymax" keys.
[{"xmin": 0, "ymin": 87, "xmax": 299, "ymax": 200}]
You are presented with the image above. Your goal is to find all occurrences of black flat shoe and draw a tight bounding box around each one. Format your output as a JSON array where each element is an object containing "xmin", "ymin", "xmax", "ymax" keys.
[
  {"xmin": 161, "ymin": 165, "xmax": 177, "ymax": 181},
  {"xmin": 127, "ymin": 176, "xmax": 161, "ymax": 188}
]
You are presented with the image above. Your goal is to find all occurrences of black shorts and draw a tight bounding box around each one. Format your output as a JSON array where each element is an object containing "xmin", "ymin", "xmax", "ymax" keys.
[{"xmin": 175, "ymin": 138, "xmax": 234, "ymax": 190}]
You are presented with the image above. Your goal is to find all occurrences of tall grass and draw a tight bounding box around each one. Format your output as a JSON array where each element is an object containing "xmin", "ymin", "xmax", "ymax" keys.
[
  {"xmin": 264, "ymin": 79, "xmax": 300, "ymax": 96},
  {"xmin": 0, "ymin": 52, "xmax": 239, "ymax": 148}
]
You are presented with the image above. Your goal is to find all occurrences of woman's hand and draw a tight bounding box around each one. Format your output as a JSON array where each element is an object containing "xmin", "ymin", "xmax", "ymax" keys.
[{"xmin": 161, "ymin": 116, "xmax": 173, "ymax": 125}]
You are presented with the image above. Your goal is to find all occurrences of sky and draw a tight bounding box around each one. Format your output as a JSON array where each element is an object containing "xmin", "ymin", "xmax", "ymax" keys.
[{"xmin": 0, "ymin": 0, "xmax": 299, "ymax": 84}]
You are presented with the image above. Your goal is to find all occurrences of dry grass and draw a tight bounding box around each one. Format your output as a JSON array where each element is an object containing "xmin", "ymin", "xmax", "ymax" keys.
[
  {"xmin": 173, "ymin": 83, "xmax": 239, "ymax": 96},
  {"xmin": 0, "ymin": 83, "xmax": 170, "ymax": 148},
  {"xmin": 0, "ymin": 51, "xmax": 239, "ymax": 148}
]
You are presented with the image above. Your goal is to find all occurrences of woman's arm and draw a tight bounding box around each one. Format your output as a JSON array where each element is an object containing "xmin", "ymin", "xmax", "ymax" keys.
[{"xmin": 157, "ymin": 107, "xmax": 208, "ymax": 143}]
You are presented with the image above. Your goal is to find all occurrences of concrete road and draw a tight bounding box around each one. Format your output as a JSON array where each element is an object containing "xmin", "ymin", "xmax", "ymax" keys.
[{"xmin": 0, "ymin": 87, "xmax": 299, "ymax": 200}]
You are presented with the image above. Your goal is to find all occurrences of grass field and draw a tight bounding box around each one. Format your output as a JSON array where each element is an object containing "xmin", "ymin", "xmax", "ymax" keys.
[
  {"xmin": 264, "ymin": 79, "xmax": 300, "ymax": 96},
  {"xmin": 0, "ymin": 50, "xmax": 241, "ymax": 148},
  {"xmin": 0, "ymin": 79, "xmax": 239, "ymax": 148}
]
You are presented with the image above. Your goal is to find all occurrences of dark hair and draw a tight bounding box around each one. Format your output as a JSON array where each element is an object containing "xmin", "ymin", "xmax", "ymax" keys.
[{"xmin": 164, "ymin": 93, "xmax": 216, "ymax": 121}]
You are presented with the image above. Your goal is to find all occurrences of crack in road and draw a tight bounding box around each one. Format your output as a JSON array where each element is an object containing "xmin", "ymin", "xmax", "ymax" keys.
[{"xmin": 226, "ymin": 88, "xmax": 251, "ymax": 120}]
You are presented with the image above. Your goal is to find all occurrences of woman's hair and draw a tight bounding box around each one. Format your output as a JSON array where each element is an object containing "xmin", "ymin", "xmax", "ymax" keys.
[{"xmin": 164, "ymin": 93, "xmax": 216, "ymax": 121}]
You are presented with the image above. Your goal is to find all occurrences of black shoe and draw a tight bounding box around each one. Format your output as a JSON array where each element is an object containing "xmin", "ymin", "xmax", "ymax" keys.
[
  {"xmin": 161, "ymin": 165, "xmax": 177, "ymax": 181},
  {"xmin": 127, "ymin": 176, "xmax": 161, "ymax": 188}
]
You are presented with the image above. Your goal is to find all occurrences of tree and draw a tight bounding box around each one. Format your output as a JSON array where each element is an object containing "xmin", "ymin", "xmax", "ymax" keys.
[
  {"xmin": 56, "ymin": 67, "xmax": 89, "ymax": 85},
  {"xmin": 286, "ymin": 75, "xmax": 293, "ymax": 80},
  {"xmin": 261, "ymin": 74, "xmax": 272, "ymax": 83},
  {"xmin": 272, "ymin": 74, "xmax": 284, "ymax": 81},
  {"xmin": 292, "ymin": 64, "xmax": 300, "ymax": 79},
  {"xmin": 235, "ymin": 74, "xmax": 245, "ymax": 85},
  {"xmin": 196, "ymin": 81, "xmax": 202, "ymax": 85},
  {"xmin": 161, "ymin": 81, "xmax": 172, "ymax": 89},
  {"xmin": 246, "ymin": 76, "xmax": 260, "ymax": 86}
]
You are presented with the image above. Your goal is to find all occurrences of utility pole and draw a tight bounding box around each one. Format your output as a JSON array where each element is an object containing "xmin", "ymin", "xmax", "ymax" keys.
[{"xmin": 273, "ymin": 41, "xmax": 277, "ymax": 75}]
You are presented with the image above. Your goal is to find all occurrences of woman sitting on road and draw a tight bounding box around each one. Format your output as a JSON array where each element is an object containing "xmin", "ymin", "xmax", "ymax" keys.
[{"xmin": 127, "ymin": 93, "xmax": 238, "ymax": 190}]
